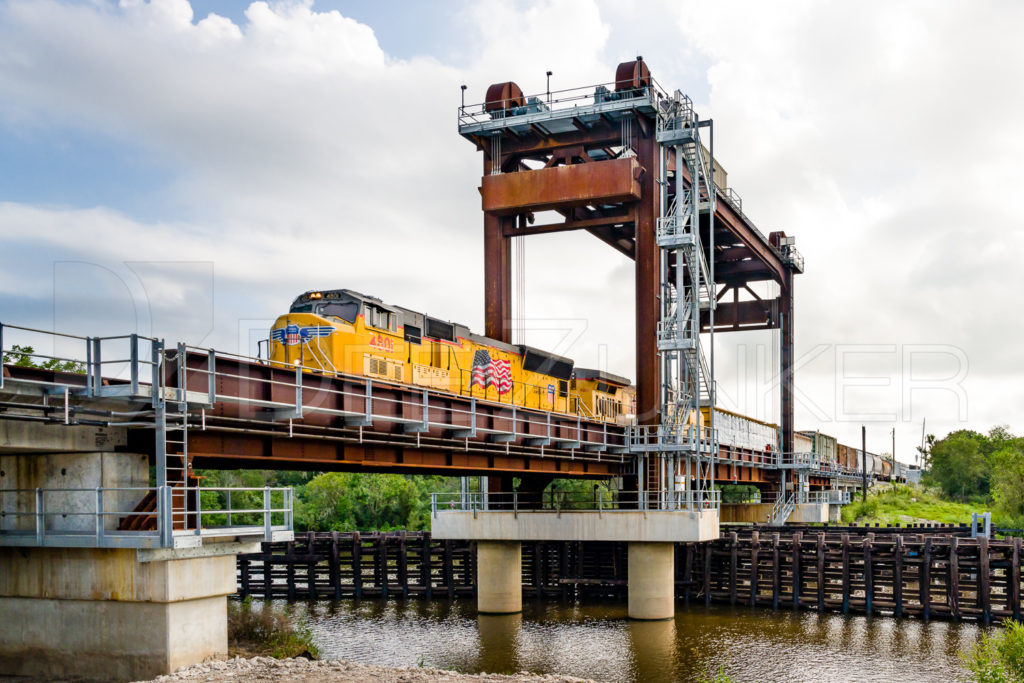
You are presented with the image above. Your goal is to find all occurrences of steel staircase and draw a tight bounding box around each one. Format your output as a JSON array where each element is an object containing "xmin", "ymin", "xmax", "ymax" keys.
[
  {"xmin": 632, "ymin": 90, "xmax": 718, "ymax": 509},
  {"xmin": 768, "ymin": 493, "xmax": 796, "ymax": 526}
]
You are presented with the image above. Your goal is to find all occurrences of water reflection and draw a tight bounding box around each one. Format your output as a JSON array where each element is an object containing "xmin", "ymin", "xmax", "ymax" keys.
[
  {"xmin": 477, "ymin": 614, "xmax": 521, "ymax": 674},
  {"xmin": 283, "ymin": 598, "xmax": 982, "ymax": 682},
  {"xmin": 628, "ymin": 618, "xmax": 677, "ymax": 681}
]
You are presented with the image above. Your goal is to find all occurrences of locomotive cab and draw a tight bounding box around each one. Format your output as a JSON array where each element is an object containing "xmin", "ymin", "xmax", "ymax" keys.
[{"xmin": 571, "ymin": 368, "xmax": 636, "ymax": 426}]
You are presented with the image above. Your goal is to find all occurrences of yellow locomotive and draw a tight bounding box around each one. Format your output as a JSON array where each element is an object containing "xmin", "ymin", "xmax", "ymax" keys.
[{"xmin": 269, "ymin": 289, "xmax": 635, "ymax": 424}]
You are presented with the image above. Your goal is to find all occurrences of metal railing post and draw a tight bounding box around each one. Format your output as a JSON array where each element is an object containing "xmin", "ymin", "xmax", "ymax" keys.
[
  {"xmin": 195, "ymin": 486, "xmax": 202, "ymax": 537},
  {"xmin": 165, "ymin": 485, "xmax": 175, "ymax": 547},
  {"xmin": 35, "ymin": 488, "xmax": 43, "ymax": 545},
  {"xmin": 151, "ymin": 340, "xmax": 163, "ymax": 409},
  {"xmin": 177, "ymin": 342, "xmax": 187, "ymax": 403},
  {"xmin": 226, "ymin": 489, "xmax": 232, "ymax": 527},
  {"xmin": 91, "ymin": 338, "xmax": 103, "ymax": 397},
  {"xmin": 365, "ymin": 379, "xmax": 373, "ymax": 420},
  {"xmin": 0, "ymin": 322, "xmax": 4, "ymax": 390},
  {"xmin": 263, "ymin": 487, "xmax": 272, "ymax": 540},
  {"xmin": 207, "ymin": 348, "xmax": 216, "ymax": 405},
  {"xmin": 95, "ymin": 487, "xmax": 104, "ymax": 546},
  {"xmin": 431, "ymin": 493, "xmax": 437, "ymax": 519},
  {"xmin": 130, "ymin": 334, "xmax": 139, "ymax": 396}
]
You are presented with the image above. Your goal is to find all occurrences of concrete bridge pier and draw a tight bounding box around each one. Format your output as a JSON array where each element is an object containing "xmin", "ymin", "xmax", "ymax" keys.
[
  {"xmin": 627, "ymin": 542, "xmax": 675, "ymax": 620},
  {"xmin": 435, "ymin": 507, "xmax": 718, "ymax": 621},
  {"xmin": 477, "ymin": 540, "xmax": 522, "ymax": 613}
]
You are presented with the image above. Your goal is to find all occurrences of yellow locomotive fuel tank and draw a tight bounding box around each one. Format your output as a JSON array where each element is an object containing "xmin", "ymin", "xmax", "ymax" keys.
[{"xmin": 269, "ymin": 289, "xmax": 626, "ymax": 420}]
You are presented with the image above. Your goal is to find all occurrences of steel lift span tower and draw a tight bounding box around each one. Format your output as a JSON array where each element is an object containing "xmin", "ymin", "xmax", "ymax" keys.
[
  {"xmin": 436, "ymin": 58, "xmax": 804, "ymax": 619},
  {"xmin": 458, "ymin": 59, "xmax": 803, "ymax": 506}
]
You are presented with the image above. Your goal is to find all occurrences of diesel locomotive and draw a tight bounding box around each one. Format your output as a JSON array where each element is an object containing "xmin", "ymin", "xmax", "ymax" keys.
[{"xmin": 269, "ymin": 289, "xmax": 636, "ymax": 425}]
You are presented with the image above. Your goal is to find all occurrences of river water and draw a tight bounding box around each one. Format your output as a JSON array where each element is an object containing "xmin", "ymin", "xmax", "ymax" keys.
[{"xmin": 282, "ymin": 598, "xmax": 982, "ymax": 682}]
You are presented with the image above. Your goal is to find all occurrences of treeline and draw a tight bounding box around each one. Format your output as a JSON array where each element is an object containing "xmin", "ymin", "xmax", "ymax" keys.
[
  {"xmin": 924, "ymin": 426, "xmax": 1024, "ymax": 527},
  {"xmin": 196, "ymin": 469, "xmax": 609, "ymax": 532}
]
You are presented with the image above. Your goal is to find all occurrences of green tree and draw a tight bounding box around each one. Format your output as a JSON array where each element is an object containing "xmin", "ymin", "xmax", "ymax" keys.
[
  {"xmin": 2, "ymin": 344, "xmax": 85, "ymax": 373},
  {"xmin": 293, "ymin": 472, "xmax": 459, "ymax": 531},
  {"xmin": 991, "ymin": 440, "xmax": 1024, "ymax": 527},
  {"xmin": 928, "ymin": 430, "xmax": 990, "ymax": 500}
]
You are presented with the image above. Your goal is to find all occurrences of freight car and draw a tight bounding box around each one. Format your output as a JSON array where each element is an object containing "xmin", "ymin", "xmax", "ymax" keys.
[
  {"xmin": 707, "ymin": 407, "xmax": 778, "ymax": 453},
  {"xmin": 268, "ymin": 289, "xmax": 634, "ymax": 423},
  {"xmin": 797, "ymin": 430, "xmax": 838, "ymax": 464},
  {"xmin": 836, "ymin": 443, "xmax": 858, "ymax": 470}
]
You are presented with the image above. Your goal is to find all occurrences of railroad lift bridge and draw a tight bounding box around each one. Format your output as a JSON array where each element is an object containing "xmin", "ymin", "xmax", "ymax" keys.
[
  {"xmin": 431, "ymin": 58, "xmax": 827, "ymax": 619},
  {"xmin": 0, "ymin": 59, "xmax": 853, "ymax": 678}
]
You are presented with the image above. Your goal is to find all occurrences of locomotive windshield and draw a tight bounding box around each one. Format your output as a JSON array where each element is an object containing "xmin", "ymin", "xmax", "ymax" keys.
[
  {"xmin": 316, "ymin": 301, "xmax": 359, "ymax": 323},
  {"xmin": 289, "ymin": 297, "xmax": 360, "ymax": 323}
]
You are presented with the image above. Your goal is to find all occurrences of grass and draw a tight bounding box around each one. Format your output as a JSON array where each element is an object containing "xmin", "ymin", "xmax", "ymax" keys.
[
  {"xmin": 840, "ymin": 484, "xmax": 992, "ymax": 526},
  {"xmin": 228, "ymin": 597, "xmax": 320, "ymax": 659}
]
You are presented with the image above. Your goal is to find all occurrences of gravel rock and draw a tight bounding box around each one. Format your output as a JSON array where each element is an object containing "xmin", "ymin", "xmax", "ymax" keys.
[{"xmin": 135, "ymin": 657, "xmax": 594, "ymax": 683}]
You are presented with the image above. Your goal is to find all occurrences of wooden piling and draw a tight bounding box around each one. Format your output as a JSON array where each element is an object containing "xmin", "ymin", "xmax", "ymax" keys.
[
  {"xmin": 771, "ymin": 533, "xmax": 781, "ymax": 610},
  {"xmin": 791, "ymin": 532, "xmax": 802, "ymax": 610},
  {"xmin": 950, "ymin": 536, "xmax": 960, "ymax": 621},
  {"xmin": 979, "ymin": 536, "xmax": 990, "ymax": 625},
  {"xmin": 840, "ymin": 534, "xmax": 850, "ymax": 615},
  {"xmin": 921, "ymin": 536, "xmax": 932, "ymax": 621},
  {"xmin": 750, "ymin": 531, "xmax": 760, "ymax": 607},
  {"xmin": 729, "ymin": 531, "xmax": 738, "ymax": 606},
  {"xmin": 233, "ymin": 527, "xmax": 1022, "ymax": 624},
  {"xmin": 863, "ymin": 535, "xmax": 873, "ymax": 615},
  {"xmin": 816, "ymin": 533, "xmax": 825, "ymax": 612}
]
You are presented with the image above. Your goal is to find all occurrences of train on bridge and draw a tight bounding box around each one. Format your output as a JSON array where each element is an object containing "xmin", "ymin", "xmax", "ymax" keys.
[
  {"xmin": 270, "ymin": 288, "xmax": 637, "ymax": 425},
  {"xmin": 267, "ymin": 288, "xmax": 913, "ymax": 486}
]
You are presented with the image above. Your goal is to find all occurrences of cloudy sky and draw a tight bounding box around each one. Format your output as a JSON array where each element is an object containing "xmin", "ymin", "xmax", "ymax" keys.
[{"xmin": 1, "ymin": 0, "xmax": 1021, "ymax": 462}]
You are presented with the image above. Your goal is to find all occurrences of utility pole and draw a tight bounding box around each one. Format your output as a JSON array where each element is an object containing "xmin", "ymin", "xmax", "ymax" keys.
[
  {"xmin": 861, "ymin": 425, "xmax": 867, "ymax": 502},
  {"xmin": 891, "ymin": 427, "xmax": 896, "ymax": 471},
  {"xmin": 920, "ymin": 418, "xmax": 926, "ymax": 468}
]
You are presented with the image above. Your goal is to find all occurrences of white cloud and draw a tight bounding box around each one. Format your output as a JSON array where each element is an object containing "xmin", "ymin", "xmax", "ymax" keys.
[{"xmin": 1, "ymin": 0, "xmax": 1021, "ymax": 457}]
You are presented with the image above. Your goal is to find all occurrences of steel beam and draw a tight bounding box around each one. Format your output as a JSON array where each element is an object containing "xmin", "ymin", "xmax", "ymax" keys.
[
  {"xmin": 701, "ymin": 298, "xmax": 780, "ymax": 331},
  {"xmin": 780, "ymin": 268, "xmax": 795, "ymax": 456},
  {"xmin": 634, "ymin": 126, "xmax": 660, "ymax": 426},
  {"xmin": 484, "ymin": 213, "xmax": 513, "ymax": 342},
  {"xmin": 481, "ymin": 158, "xmax": 641, "ymax": 215}
]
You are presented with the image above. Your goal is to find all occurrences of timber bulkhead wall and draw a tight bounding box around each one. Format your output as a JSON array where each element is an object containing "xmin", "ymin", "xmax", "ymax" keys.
[{"xmin": 237, "ymin": 525, "xmax": 1022, "ymax": 624}]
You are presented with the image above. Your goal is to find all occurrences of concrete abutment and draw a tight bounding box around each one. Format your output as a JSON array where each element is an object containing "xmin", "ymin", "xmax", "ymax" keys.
[
  {"xmin": 0, "ymin": 543, "xmax": 254, "ymax": 680},
  {"xmin": 0, "ymin": 440, "xmax": 257, "ymax": 680}
]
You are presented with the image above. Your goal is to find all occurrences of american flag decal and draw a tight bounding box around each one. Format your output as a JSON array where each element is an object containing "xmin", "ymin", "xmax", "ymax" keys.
[{"xmin": 471, "ymin": 349, "xmax": 512, "ymax": 394}]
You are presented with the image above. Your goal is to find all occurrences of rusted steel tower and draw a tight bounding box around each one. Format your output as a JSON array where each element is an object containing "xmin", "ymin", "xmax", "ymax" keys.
[{"xmin": 458, "ymin": 58, "xmax": 803, "ymax": 499}]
